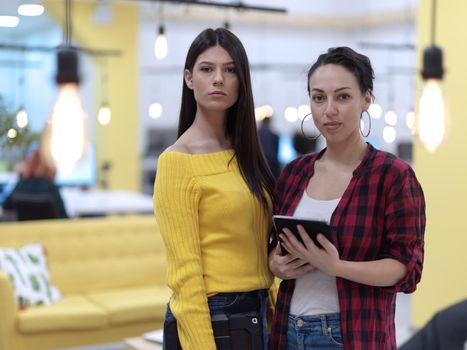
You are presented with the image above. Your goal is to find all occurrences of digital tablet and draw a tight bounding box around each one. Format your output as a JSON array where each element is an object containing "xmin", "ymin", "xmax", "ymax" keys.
[{"xmin": 273, "ymin": 215, "xmax": 332, "ymax": 254}]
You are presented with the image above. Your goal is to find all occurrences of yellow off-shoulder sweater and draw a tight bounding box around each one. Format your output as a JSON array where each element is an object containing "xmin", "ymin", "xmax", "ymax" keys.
[{"xmin": 154, "ymin": 149, "xmax": 273, "ymax": 349}]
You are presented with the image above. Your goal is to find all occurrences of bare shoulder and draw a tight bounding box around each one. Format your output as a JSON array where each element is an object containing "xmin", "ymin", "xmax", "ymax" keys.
[{"xmin": 164, "ymin": 142, "xmax": 192, "ymax": 154}]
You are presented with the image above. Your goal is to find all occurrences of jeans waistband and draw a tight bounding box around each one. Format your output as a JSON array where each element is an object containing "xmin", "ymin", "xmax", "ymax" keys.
[
  {"xmin": 288, "ymin": 312, "xmax": 341, "ymax": 323},
  {"xmin": 212, "ymin": 289, "xmax": 267, "ymax": 299},
  {"xmin": 208, "ymin": 289, "xmax": 267, "ymax": 315}
]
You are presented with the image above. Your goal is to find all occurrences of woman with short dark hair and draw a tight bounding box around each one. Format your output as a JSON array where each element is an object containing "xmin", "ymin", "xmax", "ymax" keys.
[{"xmin": 268, "ymin": 47, "xmax": 426, "ymax": 350}]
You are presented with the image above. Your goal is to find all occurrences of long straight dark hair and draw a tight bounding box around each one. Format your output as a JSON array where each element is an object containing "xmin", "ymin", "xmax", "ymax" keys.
[{"xmin": 178, "ymin": 28, "xmax": 274, "ymax": 210}]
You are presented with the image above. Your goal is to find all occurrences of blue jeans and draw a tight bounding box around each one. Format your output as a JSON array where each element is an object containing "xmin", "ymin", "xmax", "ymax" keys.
[
  {"xmin": 287, "ymin": 313, "xmax": 344, "ymax": 350},
  {"xmin": 163, "ymin": 289, "xmax": 268, "ymax": 350}
]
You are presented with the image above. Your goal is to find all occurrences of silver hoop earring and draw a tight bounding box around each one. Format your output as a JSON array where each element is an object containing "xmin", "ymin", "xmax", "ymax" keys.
[
  {"xmin": 360, "ymin": 110, "xmax": 372, "ymax": 138},
  {"xmin": 301, "ymin": 113, "xmax": 321, "ymax": 140}
]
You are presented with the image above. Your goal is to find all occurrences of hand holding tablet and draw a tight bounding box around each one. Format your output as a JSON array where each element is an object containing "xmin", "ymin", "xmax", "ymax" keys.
[{"xmin": 273, "ymin": 215, "xmax": 332, "ymax": 255}]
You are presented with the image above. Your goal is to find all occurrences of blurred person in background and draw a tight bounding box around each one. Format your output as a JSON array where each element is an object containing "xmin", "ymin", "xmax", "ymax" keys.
[
  {"xmin": 258, "ymin": 116, "xmax": 280, "ymax": 179},
  {"xmin": 398, "ymin": 298, "xmax": 467, "ymax": 350},
  {"xmin": 2, "ymin": 149, "xmax": 68, "ymax": 218},
  {"xmin": 292, "ymin": 130, "xmax": 318, "ymax": 157}
]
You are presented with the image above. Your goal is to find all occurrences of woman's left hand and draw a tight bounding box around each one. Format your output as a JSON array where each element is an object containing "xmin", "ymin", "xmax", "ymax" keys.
[{"xmin": 279, "ymin": 225, "xmax": 341, "ymax": 277}]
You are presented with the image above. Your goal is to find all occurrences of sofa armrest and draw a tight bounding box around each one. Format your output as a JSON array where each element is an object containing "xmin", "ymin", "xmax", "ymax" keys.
[{"xmin": 0, "ymin": 271, "xmax": 19, "ymax": 350}]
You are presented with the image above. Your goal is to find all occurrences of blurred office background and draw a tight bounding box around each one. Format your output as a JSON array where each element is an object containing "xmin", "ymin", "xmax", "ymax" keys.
[{"xmin": 0, "ymin": 0, "xmax": 418, "ymax": 193}]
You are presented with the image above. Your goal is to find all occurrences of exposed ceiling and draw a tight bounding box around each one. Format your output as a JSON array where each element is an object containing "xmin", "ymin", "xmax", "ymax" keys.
[{"xmin": 0, "ymin": 0, "xmax": 418, "ymax": 42}]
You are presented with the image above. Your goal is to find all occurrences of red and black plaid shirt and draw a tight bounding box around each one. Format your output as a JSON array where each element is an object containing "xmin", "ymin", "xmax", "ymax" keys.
[{"xmin": 269, "ymin": 144, "xmax": 425, "ymax": 350}]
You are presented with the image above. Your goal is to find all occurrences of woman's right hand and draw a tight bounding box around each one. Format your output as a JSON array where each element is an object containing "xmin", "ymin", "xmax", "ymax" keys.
[{"xmin": 268, "ymin": 242, "xmax": 315, "ymax": 280}]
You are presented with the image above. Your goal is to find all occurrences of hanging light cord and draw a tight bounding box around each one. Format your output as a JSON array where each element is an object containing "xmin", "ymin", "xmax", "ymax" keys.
[
  {"xmin": 159, "ymin": 2, "xmax": 165, "ymax": 31},
  {"xmin": 102, "ymin": 62, "xmax": 108, "ymax": 102},
  {"xmin": 430, "ymin": 0, "xmax": 437, "ymax": 45},
  {"xmin": 63, "ymin": 0, "xmax": 72, "ymax": 46}
]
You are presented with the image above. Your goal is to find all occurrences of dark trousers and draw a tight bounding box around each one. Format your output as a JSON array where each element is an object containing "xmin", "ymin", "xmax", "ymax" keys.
[{"xmin": 163, "ymin": 289, "xmax": 268, "ymax": 350}]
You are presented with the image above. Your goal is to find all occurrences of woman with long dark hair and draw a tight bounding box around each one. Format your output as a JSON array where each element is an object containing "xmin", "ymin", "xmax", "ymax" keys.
[{"xmin": 154, "ymin": 28, "xmax": 275, "ymax": 349}]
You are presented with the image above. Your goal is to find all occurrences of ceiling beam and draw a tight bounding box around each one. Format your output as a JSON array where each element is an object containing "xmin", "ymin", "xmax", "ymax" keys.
[
  {"xmin": 128, "ymin": 0, "xmax": 287, "ymax": 13},
  {"xmin": 140, "ymin": 4, "xmax": 416, "ymax": 30}
]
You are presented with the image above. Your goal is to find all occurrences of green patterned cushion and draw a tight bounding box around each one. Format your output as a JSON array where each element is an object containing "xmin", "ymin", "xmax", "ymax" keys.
[{"xmin": 0, "ymin": 243, "xmax": 61, "ymax": 309}]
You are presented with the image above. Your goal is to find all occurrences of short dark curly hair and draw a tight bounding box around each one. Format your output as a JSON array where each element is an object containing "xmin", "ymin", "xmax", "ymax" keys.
[{"xmin": 307, "ymin": 47, "xmax": 375, "ymax": 98}]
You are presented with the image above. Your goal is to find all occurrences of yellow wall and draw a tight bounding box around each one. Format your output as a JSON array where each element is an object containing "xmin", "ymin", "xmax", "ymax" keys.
[
  {"xmin": 45, "ymin": 1, "xmax": 140, "ymax": 191},
  {"xmin": 413, "ymin": 0, "xmax": 467, "ymax": 326}
]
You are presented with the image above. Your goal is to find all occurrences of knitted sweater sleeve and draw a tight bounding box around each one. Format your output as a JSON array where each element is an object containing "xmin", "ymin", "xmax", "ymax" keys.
[{"xmin": 154, "ymin": 153, "xmax": 216, "ymax": 349}]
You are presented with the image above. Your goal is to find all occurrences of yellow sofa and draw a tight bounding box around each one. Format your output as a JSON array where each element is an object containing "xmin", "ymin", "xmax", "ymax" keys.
[{"xmin": 0, "ymin": 215, "xmax": 171, "ymax": 350}]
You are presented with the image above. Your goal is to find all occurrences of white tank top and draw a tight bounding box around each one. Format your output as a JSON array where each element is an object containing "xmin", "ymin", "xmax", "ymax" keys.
[{"xmin": 290, "ymin": 190, "xmax": 341, "ymax": 316}]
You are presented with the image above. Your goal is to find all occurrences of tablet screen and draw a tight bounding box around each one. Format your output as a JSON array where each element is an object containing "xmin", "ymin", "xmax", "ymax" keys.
[{"xmin": 273, "ymin": 215, "xmax": 331, "ymax": 253}]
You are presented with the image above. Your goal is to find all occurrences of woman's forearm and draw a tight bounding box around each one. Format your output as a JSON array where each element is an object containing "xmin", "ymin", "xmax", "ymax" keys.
[{"xmin": 334, "ymin": 258, "xmax": 407, "ymax": 287}]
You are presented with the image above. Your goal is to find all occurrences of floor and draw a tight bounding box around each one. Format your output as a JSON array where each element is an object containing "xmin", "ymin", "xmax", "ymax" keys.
[
  {"xmin": 61, "ymin": 293, "xmax": 416, "ymax": 350},
  {"xmin": 61, "ymin": 343, "xmax": 125, "ymax": 350}
]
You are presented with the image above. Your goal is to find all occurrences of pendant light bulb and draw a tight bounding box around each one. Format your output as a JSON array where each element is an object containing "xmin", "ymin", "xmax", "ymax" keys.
[
  {"xmin": 154, "ymin": 25, "xmax": 168, "ymax": 60},
  {"xmin": 414, "ymin": 45, "xmax": 450, "ymax": 152},
  {"xmin": 16, "ymin": 107, "xmax": 28, "ymax": 128},
  {"xmin": 41, "ymin": 48, "xmax": 88, "ymax": 173},
  {"xmin": 98, "ymin": 103, "xmax": 112, "ymax": 125},
  {"xmin": 415, "ymin": 79, "xmax": 449, "ymax": 152}
]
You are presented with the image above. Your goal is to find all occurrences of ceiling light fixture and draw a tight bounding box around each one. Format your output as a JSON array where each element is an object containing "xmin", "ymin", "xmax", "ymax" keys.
[
  {"xmin": 222, "ymin": 7, "xmax": 231, "ymax": 30},
  {"xmin": 97, "ymin": 104, "xmax": 111, "ymax": 126},
  {"xmin": 148, "ymin": 102, "xmax": 163, "ymax": 119},
  {"xmin": 154, "ymin": 3, "xmax": 168, "ymax": 60},
  {"xmin": 413, "ymin": 0, "xmax": 449, "ymax": 152},
  {"xmin": 97, "ymin": 62, "xmax": 111, "ymax": 125},
  {"xmin": 41, "ymin": 0, "xmax": 88, "ymax": 173},
  {"xmin": 16, "ymin": 70, "xmax": 28, "ymax": 129},
  {"xmin": 0, "ymin": 16, "xmax": 20, "ymax": 28},
  {"xmin": 16, "ymin": 108, "xmax": 28, "ymax": 128},
  {"xmin": 368, "ymin": 103, "xmax": 382, "ymax": 119},
  {"xmin": 18, "ymin": 1, "xmax": 45, "ymax": 17},
  {"xmin": 137, "ymin": 0, "xmax": 286, "ymax": 13},
  {"xmin": 154, "ymin": 24, "xmax": 168, "ymax": 60}
]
